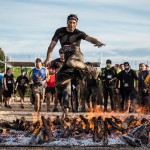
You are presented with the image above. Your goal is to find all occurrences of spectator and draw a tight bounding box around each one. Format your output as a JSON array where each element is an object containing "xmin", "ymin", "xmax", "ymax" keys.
[
  {"xmin": 111, "ymin": 62, "xmax": 138, "ymax": 113},
  {"xmin": 146, "ymin": 65, "xmax": 150, "ymax": 73},
  {"xmin": 120, "ymin": 64, "xmax": 124, "ymax": 71},
  {"xmin": 114, "ymin": 64, "xmax": 121, "ymax": 111},
  {"xmin": 137, "ymin": 63, "xmax": 149, "ymax": 114},
  {"xmin": 144, "ymin": 73, "xmax": 150, "ymax": 111},
  {"xmin": 100, "ymin": 59, "xmax": 117, "ymax": 112}
]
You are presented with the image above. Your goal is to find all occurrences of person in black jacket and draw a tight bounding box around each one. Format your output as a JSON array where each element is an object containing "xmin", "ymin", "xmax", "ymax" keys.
[
  {"xmin": 15, "ymin": 70, "xmax": 29, "ymax": 109},
  {"xmin": 100, "ymin": 59, "xmax": 117, "ymax": 112},
  {"xmin": 110, "ymin": 62, "xmax": 138, "ymax": 113},
  {"xmin": 137, "ymin": 63, "xmax": 149, "ymax": 113}
]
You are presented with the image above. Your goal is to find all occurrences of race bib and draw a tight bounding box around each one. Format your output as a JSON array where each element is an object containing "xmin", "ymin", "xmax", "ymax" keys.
[
  {"xmin": 8, "ymin": 80, "xmax": 12, "ymax": 84},
  {"xmin": 124, "ymin": 83, "xmax": 129, "ymax": 87},
  {"xmin": 21, "ymin": 79, "xmax": 26, "ymax": 84},
  {"xmin": 107, "ymin": 75, "xmax": 112, "ymax": 79}
]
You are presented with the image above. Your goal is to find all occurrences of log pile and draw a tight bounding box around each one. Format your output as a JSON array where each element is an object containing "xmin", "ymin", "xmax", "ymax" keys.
[{"xmin": 0, "ymin": 115, "xmax": 149, "ymax": 147}]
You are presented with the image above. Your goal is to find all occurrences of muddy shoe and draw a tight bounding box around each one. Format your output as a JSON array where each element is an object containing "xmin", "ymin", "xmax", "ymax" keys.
[
  {"xmin": 8, "ymin": 105, "xmax": 12, "ymax": 109},
  {"xmin": 47, "ymin": 108, "xmax": 50, "ymax": 112},
  {"xmin": 4, "ymin": 102, "xmax": 8, "ymax": 107},
  {"xmin": 21, "ymin": 104, "xmax": 24, "ymax": 109}
]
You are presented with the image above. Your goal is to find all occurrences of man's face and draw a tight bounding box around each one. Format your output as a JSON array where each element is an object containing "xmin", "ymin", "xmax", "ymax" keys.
[
  {"xmin": 106, "ymin": 63, "xmax": 111, "ymax": 67},
  {"xmin": 21, "ymin": 71, "xmax": 25, "ymax": 76},
  {"xmin": 120, "ymin": 65, "xmax": 124, "ymax": 70},
  {"xmin": 67, "ymin": 20, "xmax": 77, "ymax": 32},
  {"xmin": 59, "ymin": 52, "xmax": 64, "ymax": 60},
  {"xmin": 139, "ymin": 64, "xmax": 146, "ymax": 71},
  {"xmin": 124, "ymin": 65, "xmax": 129, "ymax": 70},
  {"xmin": 36, "ymin": 60, "xmax": 42, "ymax": 68},
  {"xmin": 7, "ymin": 69, "xmax": 11, "ymax": 74}
]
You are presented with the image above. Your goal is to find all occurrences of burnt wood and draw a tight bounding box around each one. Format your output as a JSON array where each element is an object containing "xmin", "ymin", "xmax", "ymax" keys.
[
  {"xmin": 79, "ymin": 115, "xmax": 90, "ymax": 134},
  {"xmin": 121, "ymin": 115, "xmax": 134, "ymax": 130},
  {"xmin": 41, "ymin": 116, "xmax": 54, "ymax": 142}
]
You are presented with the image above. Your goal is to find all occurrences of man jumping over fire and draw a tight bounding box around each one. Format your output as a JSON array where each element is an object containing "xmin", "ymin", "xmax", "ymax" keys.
[{"xmin": 44, "ymin": 14, "xmax": 105, "ymax": 117}]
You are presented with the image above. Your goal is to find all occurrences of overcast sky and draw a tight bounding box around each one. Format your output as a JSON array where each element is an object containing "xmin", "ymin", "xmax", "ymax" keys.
[{"xmin": 0, "ymin": 0, "xmax": 150, "ymax": 63}]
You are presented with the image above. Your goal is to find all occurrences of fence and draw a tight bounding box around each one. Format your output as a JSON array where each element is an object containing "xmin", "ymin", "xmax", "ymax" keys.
[{"xmin": 6, "ymin": 54, "xmax": 150, "ymax": 70}]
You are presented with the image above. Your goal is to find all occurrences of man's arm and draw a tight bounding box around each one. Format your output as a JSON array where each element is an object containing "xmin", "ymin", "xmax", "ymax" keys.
[
  {"xmin": 44, "ymin": 40, "xmax": 57, "ymax": 66},
  {"xmin": 85, "ymin": 36, "xmax": 105, "ymax": 48}
]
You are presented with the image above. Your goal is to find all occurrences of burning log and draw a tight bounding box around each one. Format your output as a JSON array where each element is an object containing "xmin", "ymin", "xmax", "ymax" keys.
[
  {"xmin": 97, "ymin": 116, "xmax": 105, "ymax": 141},
  {"xmin": 0, "ymin": 120, "xmax": 14, "ymax": 129},
  {"xmin": 93, "ymin": 117, "xmax": 98, "ymax": 142},
  {"xmin": 121, "ymin": 115, "xmax": 134, "ymax": 130},
  {"xmin": 111, "ymin": 116, "xmax": 122, "ymax": 124},
  {"xmin": 41, "ymin": 116, "xmax": 54, "ymax": 142},
  {"xmin": 52, "ymin": 116, "xmax": 61, "ymax": 126},
  {"xmin": 103, "ymin": 119, "xmax": 108, "ymax": 146},
  {"xmin": 106, "ymin": 118, "xmax": 122, "ymax": 133},
  {"xmin": 138, "ymin": 126, "xmax": 149, "ymax": 145},
  {"xmin": 141, "ymin": 118, "xmax": 149, "ymax": 124},
  {"xmin": 29, "ymin": 127, "xmax": 43, "ymax": 145},
  {"xmin": 79, "ymin": 115, "xmax": 90, "ymax": 134},
  {"xmin": 76, "ymin": 121, "xmax": 84, "ymax": 133},
  {"xmin": 33, "ymin": 121, "xmax": 40, "ymax": 131},
  {"xmin": 70, "ymin": 118, "xmax": 77, "ymax": 132},
  {"xmin": 128, "ymin": 124, "xmax": 145, "ymax": 138},
  {"xmin": 62, "ymin": 126, "xmax": 71, "ymax": 138},
  {"xmin": 122, "ymin": 135, "xmax": 141, "ymax": 147},
  {"xmin": 26, "ymin": 122, "xmax": 35, "ymax": 134},
  {"xmin": 62, "ymin": 118, "xmax": 77, "ymax": 138},
  {"xmin": 128, "ymin": 124, "xmax": 149, "ymax": 145}
]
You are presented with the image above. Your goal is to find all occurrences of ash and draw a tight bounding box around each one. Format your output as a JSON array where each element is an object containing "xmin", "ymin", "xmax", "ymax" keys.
[{"xmin": 0, "ymin": 130, "xmax": 125, "ymax": 146}]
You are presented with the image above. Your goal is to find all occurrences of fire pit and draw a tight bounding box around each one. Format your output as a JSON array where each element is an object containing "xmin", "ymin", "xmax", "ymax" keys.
[{"xmin": 0, "ymin": 112, "xmax": 149, "ymax": 149}]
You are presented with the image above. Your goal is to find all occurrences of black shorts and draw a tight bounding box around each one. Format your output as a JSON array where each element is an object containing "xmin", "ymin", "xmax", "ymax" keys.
[
  {"xmin": 46, "ymin": 87, "xmax": 56, "ymax": 95},
  {"xmin": 123, "ymin": 87, "xmax": 136, "ymax": 101},
  {"xmin": 3, "ymin": 86, "xmax": 13, "ymax": 98},
  {"xmin": 17, "ymin": 88, "xmax": 26, "ymax": 99}
]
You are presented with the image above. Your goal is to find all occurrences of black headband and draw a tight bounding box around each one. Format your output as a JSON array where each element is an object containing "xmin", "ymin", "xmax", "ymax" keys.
[{"xmin": 67, "ymin": 16, "xmax": 78, "ymax": 22}]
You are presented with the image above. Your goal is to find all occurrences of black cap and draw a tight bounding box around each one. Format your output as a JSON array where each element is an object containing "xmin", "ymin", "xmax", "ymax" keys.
[
  {"xmin": 36, "ymin": 58, "xmax": 42, "ymax": 62},
  {"xmin": 124, "ymin": 62, "xmax": 129, "ymax": 66},
  {"xmin": 106, "ymin": 59, "xmax": 112, "ymax": 64},
  {"xmin": 59, "ymin": 48, "xmax": 64, "ymax": 54},
  {"xmin": 67, "ymin": 14, "xmax": 78, "ymax": 22}
]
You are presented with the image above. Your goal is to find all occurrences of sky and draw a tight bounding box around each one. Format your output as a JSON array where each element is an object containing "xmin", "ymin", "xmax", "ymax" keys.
[{"xmin": 0, "ymin": 0, "xmax": 150, "ymax": 66}]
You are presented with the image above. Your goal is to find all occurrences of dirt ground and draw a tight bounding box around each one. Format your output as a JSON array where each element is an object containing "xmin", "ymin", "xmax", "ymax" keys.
[{"xmin": 0, "ymin": 96, "xmax": 150, "ymax": 122}]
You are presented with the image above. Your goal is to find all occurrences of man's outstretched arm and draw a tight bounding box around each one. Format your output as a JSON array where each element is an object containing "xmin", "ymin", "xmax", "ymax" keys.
[
  {"xmin": 44, "ymin": 40, "xmax": 57, "ymax": 66},
  {"xmin": 85, "ymin": 36, "xmax": 105, "ymax": 48},
  {"xmin": 46, "ymin": 40, "xmax": 57, "ymax": 60}
]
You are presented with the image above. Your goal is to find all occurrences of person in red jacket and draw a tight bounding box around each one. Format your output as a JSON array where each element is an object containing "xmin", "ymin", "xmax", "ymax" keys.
[
  {"xmin": 46, "ymin": 67, "xmax": 58, "ymax": 112},
  {"xmin": 46, "ymin": 48, "xmax": 65, "ymax": 112}
]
